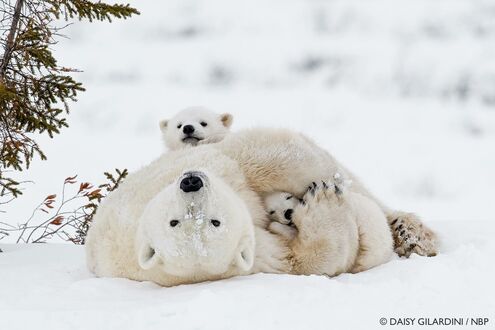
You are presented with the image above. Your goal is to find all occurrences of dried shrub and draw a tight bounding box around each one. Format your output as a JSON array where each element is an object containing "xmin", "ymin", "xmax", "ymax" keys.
[{"xmin": 0, "ymin": 168, "xmax": 127, "ymax": 244}]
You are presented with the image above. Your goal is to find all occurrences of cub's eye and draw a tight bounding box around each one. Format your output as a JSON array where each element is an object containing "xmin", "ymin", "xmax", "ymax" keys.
[
  {"xmin": 177, "ymin": 124, "xmax": 182, "ymax": 129},
  {"xmin": 269, "ymin": 211, "xmax": 275, "ymax": 215},
  {"xmin": 211, "ymin": 219, "xmax": 221, "ymax": 227},
  {"xmin": 286, "ymin": 195, "xmax": 293, "ymax": 200},
  {"xmin": 200, "ymin": 121, "xmax": 207, "ymax": 127},
  {"xmin": 170, "ymin": 220, "xmax": 180, "ymax": 227}
]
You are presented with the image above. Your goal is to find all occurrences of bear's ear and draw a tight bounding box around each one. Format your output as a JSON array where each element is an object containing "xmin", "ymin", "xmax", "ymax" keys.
[
  {"xmin": 235, "ymin": 234, "xmax": 254, "ymax": 272},
  {"xmin": 220, "ymin": 113, "xmax": 233, "ymax": 128},
  {"xmin": 159, "ymin": 119, "xmax": 168, "ymax": 131},
  {"xmin": 137, "ymin": 242, "xmax": 160, "ymax": 270}
]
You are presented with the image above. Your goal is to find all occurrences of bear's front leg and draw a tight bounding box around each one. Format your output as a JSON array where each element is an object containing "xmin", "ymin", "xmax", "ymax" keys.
[
  {"xmin": 388, "ymin": 211, "xmax": 438, "ymax": 257},
  {"xmin": 288, "ymin": 181, "xmax": 358, "ymax": 277}
]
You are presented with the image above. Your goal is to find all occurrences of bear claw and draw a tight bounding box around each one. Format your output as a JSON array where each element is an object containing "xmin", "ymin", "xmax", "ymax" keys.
[{"xmin": 388, "ymin": 212, "xmax": 438, "ymax": 258}]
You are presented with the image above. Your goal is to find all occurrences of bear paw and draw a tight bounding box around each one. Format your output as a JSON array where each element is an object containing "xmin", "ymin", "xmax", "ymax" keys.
[
  {"xmin": 293, "ymin": 177, "xmax": 347, "ymax": 229},
  {"xmin": 302, "ymin": 174, "xmax": 347, "ymax": 205},
  {"xmin": 389, "ymin": 212, "xmax": 438, "ymax": 258}
]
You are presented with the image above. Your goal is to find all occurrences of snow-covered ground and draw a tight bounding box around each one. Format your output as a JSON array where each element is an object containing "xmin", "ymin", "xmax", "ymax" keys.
[
  {"xmin": 1, "ymin": 220, "xmax": 494, "ymax": 329},
  {"xmin": 1, "ymin": 0, "xmax": 495, "ymax": 328}
]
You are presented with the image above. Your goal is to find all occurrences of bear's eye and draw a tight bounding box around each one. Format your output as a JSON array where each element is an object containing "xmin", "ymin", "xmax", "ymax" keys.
[
  {"xmin": 269, "ymin": 211, "xmax": 275, "ymax": 215},
  {"xmin": 170, "ymin": 220, "xmax": 180, "ymax": 227},
  {"xmin": 286, "ymin": 195, "xmax": 293, "ymax": 200},
  {"xmin": 211, "ymin": 219, "xmax": 221, "ymax": 227},
  {"xmin": 200, "ymin": 121, "xmax": 207, "ymax": 127},
  {"xmin": 177, "ymin": 124, "xmax": 182, "ymax": 129}
]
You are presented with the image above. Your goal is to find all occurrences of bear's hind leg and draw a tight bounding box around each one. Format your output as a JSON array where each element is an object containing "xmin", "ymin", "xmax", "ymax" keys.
[{"xmin": 349, "ymin": 194, "xmax": 394, "ymax": 273}]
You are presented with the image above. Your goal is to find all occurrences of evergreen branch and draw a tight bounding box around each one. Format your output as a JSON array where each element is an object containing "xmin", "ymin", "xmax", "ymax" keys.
[
  {"xmin": 0, "ymin": 0, "xmax": 138, "ymax": 200},
  {"xmin": 47, "ymin": 0, "xmax": 139, "ymax": 22},
  {"xmin": 0, "ymin": 0, "xmax": 24, "ymax": 82}
]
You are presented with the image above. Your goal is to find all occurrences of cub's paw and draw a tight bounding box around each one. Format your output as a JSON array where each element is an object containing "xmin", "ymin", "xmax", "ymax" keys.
[
  {"xmin": 389, "ymin": 212, "xmax": 438, "ymax": 258},
  {"xmin": 268, "ymin": 221, "xmax": 298, "ymax": 241}
]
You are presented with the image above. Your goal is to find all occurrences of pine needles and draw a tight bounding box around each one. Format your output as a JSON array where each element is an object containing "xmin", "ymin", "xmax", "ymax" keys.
[{"xmin": 0, "ymin": 0, "xmax": 138, "ymax": 200}]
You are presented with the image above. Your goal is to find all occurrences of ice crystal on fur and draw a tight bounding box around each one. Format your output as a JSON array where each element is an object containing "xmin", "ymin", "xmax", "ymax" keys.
[
  {"xmin": 185, "ymin": 202, "xmax": 195, "ymax": 220},
  {"xmin": 195, "ymin": 210, "xmax": 205, "ymax": 225},
  {"xmin": 192, "ymin": 231, "xmax": 207, "ymax": 256},
  {"xmin": 184, "ymin": 202, "xmax": 206, "ymax": 225}
]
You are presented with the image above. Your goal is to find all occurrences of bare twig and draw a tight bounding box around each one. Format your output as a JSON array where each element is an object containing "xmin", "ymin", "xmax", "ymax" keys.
[{"xmin": 0, "ymin": 168, "xmax": 127, "ymax": 244}]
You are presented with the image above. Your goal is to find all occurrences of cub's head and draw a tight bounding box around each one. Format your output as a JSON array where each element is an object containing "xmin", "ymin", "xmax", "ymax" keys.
[
  {"xmin": 264, "ymin": 191, "xmax": 299, "ymax": 225},
  {"xmin": 159, "ymin": 107, "xmax": 233, "ymax": 150},
  {"xmin": 136, "ymin": 170, "xmax": 255, "ymax": 280}
]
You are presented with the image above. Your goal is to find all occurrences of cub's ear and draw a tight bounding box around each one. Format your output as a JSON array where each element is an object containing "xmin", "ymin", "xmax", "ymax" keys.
[
  {"xmin": 159, "ymin": 119, "xmax": 168, "ymax": 131},
  {"xmin": 220, "ymin": 113, "xmax": 233, "ymax": 128}
]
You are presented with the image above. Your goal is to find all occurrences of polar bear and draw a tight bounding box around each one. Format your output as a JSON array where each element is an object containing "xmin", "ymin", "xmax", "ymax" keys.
[
  {"xmin": 159, "ymin": 107, "xmax": 233, "ymax": 150},
  {"xmin": 264, "ymin": 191, "xmax": 299, "ymax": 240},
  {"xmin": 264, "ymin": 175, "xmax": 350, "ymax": 240},
  {"xmin": 86, "ymin": 146, "xmax": 291, "ymax": 286},
  {"xmin": 86, "ymin": 128, "xmax": 438, "ymax": 286},
  {"xmin": 265, "ymin": 175, "xmax": 395, "ymax": 273},
  {"xmin": 220, "ymin": 129, "xmax": 437, "ymax": 259}
]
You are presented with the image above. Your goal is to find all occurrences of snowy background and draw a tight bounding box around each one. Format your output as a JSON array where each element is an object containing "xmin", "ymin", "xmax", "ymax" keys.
[{"xmin": 1, "ymin": 0, "xmax": 495, "ymax": 328}]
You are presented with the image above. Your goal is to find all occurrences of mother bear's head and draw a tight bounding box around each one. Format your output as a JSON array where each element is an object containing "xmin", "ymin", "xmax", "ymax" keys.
[{"xmin": 136, "ymin": 170, "xmax": 256, "ymax": 280}]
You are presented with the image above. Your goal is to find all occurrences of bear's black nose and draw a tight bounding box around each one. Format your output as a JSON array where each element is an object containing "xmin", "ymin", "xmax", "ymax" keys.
[
  {"xmin": 284, "ymin": 209, "xmax": 293, "ymax": 221},
  {"xmin": 180, "ymin": 175, "xmax": 203, "ymax": 192},
  {"xmin": 183, "ymin": 125, "xmax": 195, "ymax": 135}
]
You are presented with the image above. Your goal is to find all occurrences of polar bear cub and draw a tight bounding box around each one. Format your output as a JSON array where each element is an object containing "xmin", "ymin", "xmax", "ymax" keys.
[
  {"xmin": 265, "ymin": 174, "xmax": 393, "ymax": 273},
  {"xmin": 159, "ymin": 107, "xmax": 233, "ymax": 150},
  {"xmin": 264, "ymin": 191, "xmax": 299, "ymax": 240}
]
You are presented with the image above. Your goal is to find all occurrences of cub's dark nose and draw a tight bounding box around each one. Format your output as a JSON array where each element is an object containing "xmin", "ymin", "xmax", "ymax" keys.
[
  {"xmin": 180, "ymin": 175, "xmax": 203, "ymax": 192},
  {"xmin": 183, "ymin": 125, "xmax": 195, "ymax": 135},
  {"xmin": 284, "ymin": 209, "xmax": 293, "ymax": 221}
]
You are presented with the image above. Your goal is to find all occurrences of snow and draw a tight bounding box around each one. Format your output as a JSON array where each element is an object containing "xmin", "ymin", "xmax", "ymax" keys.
[
  {"xmin": 1, "ymin": 0, "xmax": 495, "ymax": 328},
  {"xmin": 1, "ymin": 219, "xmax": 494, "ymax": 329}
]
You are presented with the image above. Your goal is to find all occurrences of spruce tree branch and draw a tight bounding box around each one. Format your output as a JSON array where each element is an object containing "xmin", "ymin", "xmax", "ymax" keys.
[
  {"xmin": 0, "ymin": 0, "xmax": 24, "ymax": 82},
  {"xmin": 0, "ymin": 0, "xmax": 137, "ymax": 202}
]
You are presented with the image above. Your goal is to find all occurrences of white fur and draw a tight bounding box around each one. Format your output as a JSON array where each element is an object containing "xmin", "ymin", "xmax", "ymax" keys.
[
  {"xmin": 265, "ymin": 179, "xmax": 393, "ymax": 274},
  {"xmin": 264, "ymin": 191, "xmax": 299, "ymax": 240},
  {"xmin": 159, "ymin": 107, "xmax": 233, "ymax": 150},
  {"xmin": 86, "ymin": 128, "xmax": 435, "ymax": 286},
  {"xmin": 136, "ymin": 170, "xmax": 255, "ymax": 277},
  {"xmin": 264, "ymin": 191, "xmax": 298, "ymax": 226},
  {"xmin": 218, "ymin": 128, "xmax": 437, "ymax": 258},
  {"xmin": 86, "ymin": 145, "xmax": 290, "ymax": 286}
]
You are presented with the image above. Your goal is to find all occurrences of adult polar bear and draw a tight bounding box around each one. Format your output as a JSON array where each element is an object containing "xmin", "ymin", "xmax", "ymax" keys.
[{"xmin": 86, "ymin": 128, "xmax": 437, "ymax": 286}]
